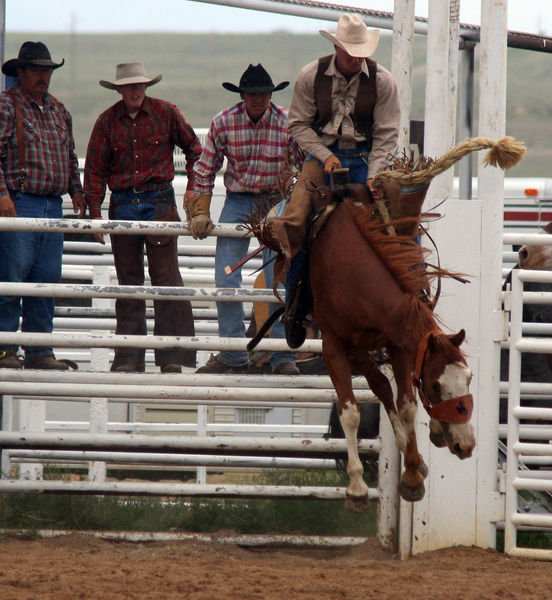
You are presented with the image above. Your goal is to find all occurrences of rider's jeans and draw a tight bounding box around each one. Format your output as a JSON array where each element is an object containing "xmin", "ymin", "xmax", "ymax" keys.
[
  {"xmin": 216, "ymin": 191, "xmax": 296, "ymax": 368},
  {"xmin": 0, "ymin": 192, "xmax": 63, "ymax": 358}
]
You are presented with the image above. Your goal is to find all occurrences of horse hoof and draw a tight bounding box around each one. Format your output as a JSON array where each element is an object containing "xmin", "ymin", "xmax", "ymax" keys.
[
  {"xmin": 345, "ymin": 493, "xmax": 370, "ymax": 513},
  {"xmin": 399, "ymin": 481, "xmax": 425, "ymax": 502}
]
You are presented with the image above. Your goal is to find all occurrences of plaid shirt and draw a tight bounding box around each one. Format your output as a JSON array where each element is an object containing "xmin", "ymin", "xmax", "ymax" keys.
[
  {"xmin": 193, "ymin": 101, "xmax": 304, "ymax": 196},
  {"xmin": 84, "ymin": 96, "xmax": 201, "ymax": 218},
  {"xmin": 0, "ymin": 83, "xmax": 82, "ymax": 197}
]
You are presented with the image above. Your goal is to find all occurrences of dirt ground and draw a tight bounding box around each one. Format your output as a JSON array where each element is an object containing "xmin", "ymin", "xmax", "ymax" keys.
[{"xmin": 1, "ymin": 533, "xmax": 551, "ymax": 600}]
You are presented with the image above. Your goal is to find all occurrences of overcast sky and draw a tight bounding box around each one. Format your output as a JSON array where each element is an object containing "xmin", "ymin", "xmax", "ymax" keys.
[{"xmin": 6, "ymin": 1, "xmax": 552, "ymax": 37}]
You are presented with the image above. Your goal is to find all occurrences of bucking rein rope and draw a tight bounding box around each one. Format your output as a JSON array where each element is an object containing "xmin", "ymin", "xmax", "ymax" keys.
[
  {"xmin": 374, "ymin": 136, "xmax": 526, "ymax": 307},
  {"xmin": 373, "ymin": 135, "xmax": 527, "ymax": 190}
]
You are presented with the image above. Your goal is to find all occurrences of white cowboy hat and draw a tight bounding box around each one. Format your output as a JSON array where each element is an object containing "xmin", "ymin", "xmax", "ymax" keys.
[
  {"xmin": 319, "ymin": 14, "xmax": 380, "ymax": 58},
  {"xmin": 99, "ymin": 62, "xmax": 162, "ymax": 90}
]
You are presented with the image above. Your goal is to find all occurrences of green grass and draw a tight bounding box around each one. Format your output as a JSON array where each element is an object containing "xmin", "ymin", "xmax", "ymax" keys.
[{"xmin": 0, "ymin": 469, "xmax": 377, "ymax": 537}]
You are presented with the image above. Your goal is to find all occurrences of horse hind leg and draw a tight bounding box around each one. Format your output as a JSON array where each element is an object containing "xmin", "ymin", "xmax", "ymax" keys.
[
  {"xmin": 324, "ymin": 335, "xmax": 370, "ymax": 512},
  {"xmin": 338, "ymin": 398, "xmax": 371, "ymax": 512}
]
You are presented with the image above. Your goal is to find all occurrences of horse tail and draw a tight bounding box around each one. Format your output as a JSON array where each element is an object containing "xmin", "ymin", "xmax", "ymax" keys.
[{"xmin": 373, "ymin": 136, "xmax": 526, "ymax": 189}]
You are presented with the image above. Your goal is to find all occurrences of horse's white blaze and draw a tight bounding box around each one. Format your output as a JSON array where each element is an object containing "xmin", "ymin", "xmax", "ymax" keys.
[
  {"xmin": 438, "ymin": 363, "xmax": 471, "ymax": 400},
  {"xmin": 339, "ymin": 400, "xmax": 369, "ymax": 498}
]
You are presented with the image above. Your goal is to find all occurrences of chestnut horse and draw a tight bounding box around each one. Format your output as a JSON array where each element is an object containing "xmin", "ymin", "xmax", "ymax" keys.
[{"xmin": 310, "ymin": 184, "xmax": 475, "ymax": 511}]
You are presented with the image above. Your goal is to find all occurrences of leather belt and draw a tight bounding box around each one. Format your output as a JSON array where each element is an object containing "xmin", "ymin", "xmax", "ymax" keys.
[{"xmin": 114, "ymin": 182, "xmax": 172, "ymax": 194}]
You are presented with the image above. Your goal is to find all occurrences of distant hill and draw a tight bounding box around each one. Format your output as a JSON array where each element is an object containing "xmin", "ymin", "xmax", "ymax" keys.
[{"xmin": 5, "ymin": 32, "xmax": 550, "ymax": 176}]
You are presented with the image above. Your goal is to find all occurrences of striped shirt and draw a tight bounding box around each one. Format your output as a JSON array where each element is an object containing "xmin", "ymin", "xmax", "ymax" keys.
[
  {"xmin": 84, "ymin": 97, "xmax": 202, "ymax": 218},
  {"xmin": 193, "ymin": 101, "xmax": 304, "ymax": 196},
  {"xmin": 0, "ymin": 83, "xmax": 82, "ymax": 197}
]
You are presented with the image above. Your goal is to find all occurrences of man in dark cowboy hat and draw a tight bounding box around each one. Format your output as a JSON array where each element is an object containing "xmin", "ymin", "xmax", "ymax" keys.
[
  {"xmin": 0, "ymin": 41, "xmax": 84, "ymax": 370},
  {"xmin": 84, "ymin": 62, "xmax": 202, "ymax": 373},
  {"xmin": 188, "ymin": 64, "xmax": 304, "ymax": 374}
]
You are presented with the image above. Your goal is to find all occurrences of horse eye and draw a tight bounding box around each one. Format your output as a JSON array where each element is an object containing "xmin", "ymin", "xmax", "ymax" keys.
[{"xmin": 431, "ymin": 382, "xmax": 441, "ymax": 395}]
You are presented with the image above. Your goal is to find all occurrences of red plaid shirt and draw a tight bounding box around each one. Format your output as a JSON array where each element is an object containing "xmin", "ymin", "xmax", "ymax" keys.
[
  {"xmin": 0, "ymin": 83, "xmax": 82, "ymax": 197},
  {"xmin": 193, "ymin": 101, "xmax": 304, "ymax": 196},
  {"xmin": 84, "ymin": 96, "xmax": 201, "ymax": 218}
]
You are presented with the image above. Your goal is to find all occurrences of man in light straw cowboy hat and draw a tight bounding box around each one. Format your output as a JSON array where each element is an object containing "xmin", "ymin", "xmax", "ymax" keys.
[
  {"xmin": 188, "ymin": 64, "xmax": 304, "ymax": 375},
  {"xmin": 84, "ymin": 62, "xmax": 202, "ymax": 374},
  {"xmin": 264, "ymin": 13, "xmax": 400, "ymax": 348},
  {"xmin": 0, "ymin": 41, "xmax": 84, "ymax": 371}
]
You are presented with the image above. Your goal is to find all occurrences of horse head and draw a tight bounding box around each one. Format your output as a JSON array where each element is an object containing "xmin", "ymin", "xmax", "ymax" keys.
[
  {"xmin": 518, "ymin": 221, "xmax": 552, "ymax": 270},
  {"xmin": 413, "ymin": 329, "xmax": 476, "ymax": 459}
]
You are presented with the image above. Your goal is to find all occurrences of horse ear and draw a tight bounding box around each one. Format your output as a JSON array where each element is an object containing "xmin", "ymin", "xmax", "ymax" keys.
[
  {"xmin": 450, "ymin": 329, "xmax": 466, "ymax": 347},
  {"xmin": 544, "ymin": 221, "xmax": 552, "ymax": 235},
  {"xmin": 427, "ymin": 331, "xmax": 439, "ymax": 351}
]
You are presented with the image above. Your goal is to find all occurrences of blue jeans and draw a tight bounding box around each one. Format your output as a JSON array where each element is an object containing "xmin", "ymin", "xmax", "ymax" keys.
[
  {"xmin": 216, "ymin": 191, "xmax": 296, "ymax": 368},
  {"xmin": 0, "ymin": 192, "xmax": 64, "ymax": 357},
  {"xmin": 285, "ymin": 150, "xmax": 368, "ymax": 297}
]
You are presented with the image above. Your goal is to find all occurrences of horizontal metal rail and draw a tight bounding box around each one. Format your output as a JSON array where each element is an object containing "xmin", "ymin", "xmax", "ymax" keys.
[
  {"xmin": 0, "ymin": 370, "xmax": 369, "ymax": 389},
  {"xmin": 0, "ymin": 218, "xmax": 250, "ymax": 238},
  {"xmin": 7, "ymin": 450, "xmax": 338, "ymax": 470},
  {"xmin": 0, "ymin": 382, "xmax": 374, "ymax": 404},
  {"xmin": 0, "ymin": 332, "xmax": 314, "ymax": 352},
  {"xmin": 0, "ymin": 432, "xmax": 380, "ymax": 458},
  {"xmin": 0, "ymin": 479, "xmax": 379, "ymax": 501},
  {"xmin": 0, "ymin": 282, "xmax": 278, "ymax": 303}
]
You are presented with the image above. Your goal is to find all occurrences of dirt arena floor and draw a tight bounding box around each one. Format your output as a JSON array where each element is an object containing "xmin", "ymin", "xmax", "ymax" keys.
[{"xmin": 1, "ymin": 533, "xmax": 552, "ymax": 600}]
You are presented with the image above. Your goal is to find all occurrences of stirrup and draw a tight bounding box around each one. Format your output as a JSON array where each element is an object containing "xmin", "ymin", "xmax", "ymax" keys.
[{"xmin": 283, "ymin": 313, "xmax": 307, "ymax": 349}]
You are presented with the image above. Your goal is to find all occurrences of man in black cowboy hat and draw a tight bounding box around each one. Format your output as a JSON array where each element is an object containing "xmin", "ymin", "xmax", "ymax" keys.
[
  {"xmin": 189, "ymin": 64, "xmax": 304, "ymax": 375},
  {"xmin": 84, "ymin": 62, "xmax": 202, "ymax": 374},
  {"xmin": 0, "ymin": 41, "xmax": 84, "ymax": 370}
]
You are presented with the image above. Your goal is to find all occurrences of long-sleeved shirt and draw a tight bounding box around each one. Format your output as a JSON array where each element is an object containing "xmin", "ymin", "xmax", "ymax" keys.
[
  {"xmin": 193, "ymin": 101, "xmax": 304, "ymax": 197},
  {"xmin": 287, "ymin": 55, "xmax": 400, "ymax": 178},
  {"xmin": 0, "ymin": 83, "xmax": 82, "ymax": 197},
  {"xmin": 84, "ymin": 96, "xmax": 201, "ymax": 218}
]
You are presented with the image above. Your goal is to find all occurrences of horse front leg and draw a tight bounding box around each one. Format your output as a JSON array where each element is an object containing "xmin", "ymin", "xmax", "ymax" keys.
[
  {"xmin": 351, "ymin": 351, "xmax": 407, "ymax": 452},
  {"xmin": 323, "ymin": 333, "xmax": 370, "ymax": 512},
  {"xmin": 389, "ymin": 347, "xmax": 427, "ymax": 502}
]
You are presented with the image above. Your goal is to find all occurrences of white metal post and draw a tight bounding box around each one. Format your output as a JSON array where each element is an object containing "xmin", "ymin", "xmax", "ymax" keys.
[
  {"xmin": 391, "ymin": 0, "xmax": 415, "ymax": 151},
  {"xmin": 410, "ymin": 0, "xmax": 472, "ymax": 556},
  {"xmin": 475, "ymin": 0, "xmax": 509, "ymax": 549},
  {"xmin": 89, "ymin": 265, "xmax": 111, "ymax": 482},
  {"xmin": 196, "ymin": 405, "xmax": 208, "ymax": 484},
  {"xmin": 504, "ymin": 270, "xmax": 523, "ymax": 554}
]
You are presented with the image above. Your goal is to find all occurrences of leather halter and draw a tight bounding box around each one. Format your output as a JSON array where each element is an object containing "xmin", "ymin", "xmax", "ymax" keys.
[{"xmin": 412, "ymin": 330, "xmax": 473, "ymax": 424}]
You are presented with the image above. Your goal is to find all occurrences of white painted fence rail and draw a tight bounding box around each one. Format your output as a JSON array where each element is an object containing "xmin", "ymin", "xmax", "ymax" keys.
[
  {"xmin": 0, "ymin": 211, "xmax": 401, "ymax": 553},
  {"xmin": 505, "ymin": 267, "xmax": 552, "ymax": 560}
]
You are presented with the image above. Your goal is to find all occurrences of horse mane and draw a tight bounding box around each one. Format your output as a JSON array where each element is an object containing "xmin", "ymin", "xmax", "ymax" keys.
[{"xmin": 342, "ymin": 196, "xmax": 433, "ymax": 297}]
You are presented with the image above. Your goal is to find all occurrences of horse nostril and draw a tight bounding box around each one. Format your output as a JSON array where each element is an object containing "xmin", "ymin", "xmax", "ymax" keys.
[
  {"xmin": 518, "ymin": 247, "xmax": 528, "ymax": 265},
  {"xmin": 453, "ymin": 443, "xmax": 462, "ymax": 456}
]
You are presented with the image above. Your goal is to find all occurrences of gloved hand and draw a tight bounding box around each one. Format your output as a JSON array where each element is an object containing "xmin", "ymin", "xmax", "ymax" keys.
[
  {"xmin": 190, "ymin": 213, "xmax": 214, "ymax": 239},
  {"xmin": 186, "ymin": 194, "xmax": 214, "ymax": 240}
]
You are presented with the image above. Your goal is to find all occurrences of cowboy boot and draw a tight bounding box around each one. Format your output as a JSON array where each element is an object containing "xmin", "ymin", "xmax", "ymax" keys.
[
  {"xmin": 282, "ymin": 263, "xmax": 312, "ymax": 349},
  {"xmin": 264, "ymin": 159, "xmax": 325, "ymax": 284},
  {"xmin": 382, "ymin": 182, "xmax": 430, "ymax": 238}
]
